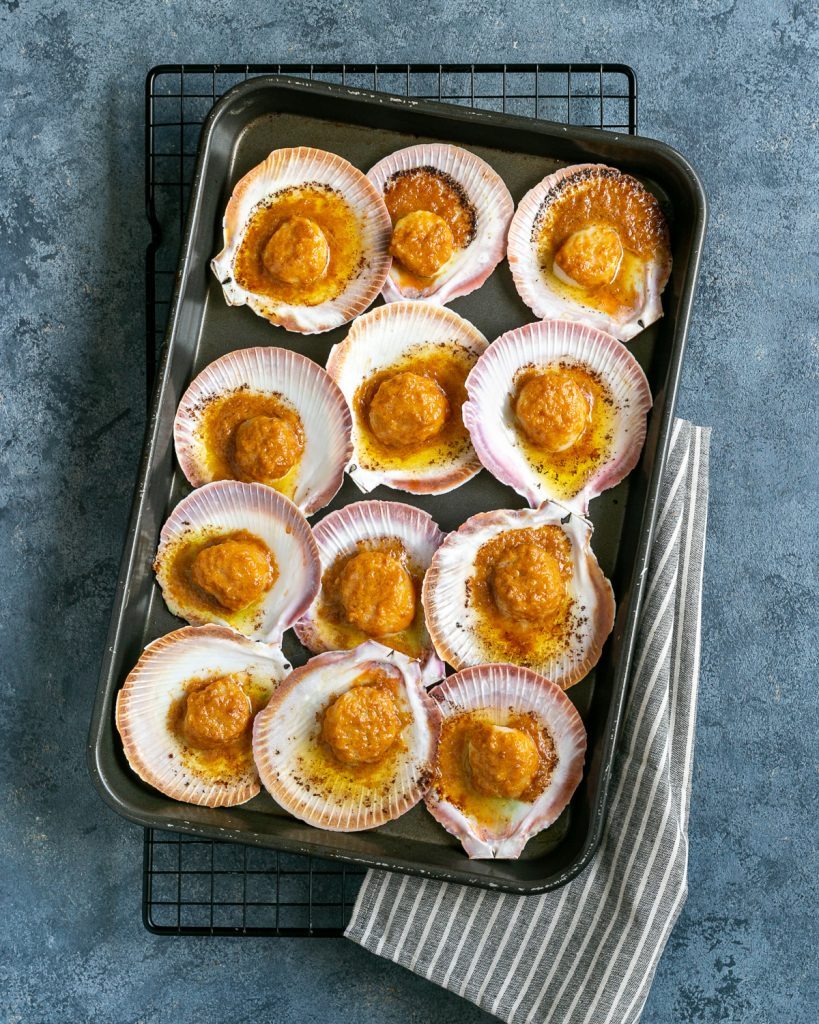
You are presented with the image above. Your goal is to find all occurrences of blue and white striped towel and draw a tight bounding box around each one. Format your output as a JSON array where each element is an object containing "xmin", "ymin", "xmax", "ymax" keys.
[{"xmin": 346, "ymin": 418, "xmax": 710, "ymax": 1024}]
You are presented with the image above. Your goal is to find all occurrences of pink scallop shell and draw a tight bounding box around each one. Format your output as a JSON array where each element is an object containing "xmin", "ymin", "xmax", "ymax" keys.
[
  {"xmin": 367, "ymin": 143, "xmax": 513, "ymax": 304},
  {"xmin": 507, "ymin": 163, "xmax": 672, "ymax": 341},
  {"xmin": 463, "ymin": 319, "xmax": 652, "ymax": 513},
  {"xmin": 326, "ymin": 301, "xmax": 488, "ymax": 495},
  {"xmin": 154, "ymin": 481, "xmax": 320, "ymax": 643},
  {"xmin": 211, "ymin": 147, "xmax": 392, "ymax": 334},
  {"xmin": 422, "ymin": 503, "xmax": 615, "ymax": 689},
  {"xmin": 294, "ymin": 500, "xmax": 446, "ymax": 686},
  {"xmin": 115, "ymin": 625, "xmax": 290, "ymax": 808},
  {"xmin": 253, "ymin": 641, "xmax": 442, "ymax": 831},
  {"xmin": 425, "ymin": 663, "xmax": 587, "ymax": 858},
  {"xmin": 173, "ymin": 346, "xmax": 352, "ymax": 515}
]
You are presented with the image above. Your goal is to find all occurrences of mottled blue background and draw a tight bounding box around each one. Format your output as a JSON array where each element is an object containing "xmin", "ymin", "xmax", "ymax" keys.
[{"xmin": 1, "ymin": 1, "xmax": 817, "ymax": 1022}]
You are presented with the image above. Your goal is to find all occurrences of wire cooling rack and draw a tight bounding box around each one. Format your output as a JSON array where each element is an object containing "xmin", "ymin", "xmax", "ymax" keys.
[{"xmin": 143, "ymin": 62, "xmax": 638, "ymax": 937}]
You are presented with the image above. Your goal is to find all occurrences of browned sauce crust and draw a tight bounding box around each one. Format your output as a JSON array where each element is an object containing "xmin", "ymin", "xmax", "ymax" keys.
[{"xmin": 234, "ymin": 185, "xmax": 362, "ymax": 307}]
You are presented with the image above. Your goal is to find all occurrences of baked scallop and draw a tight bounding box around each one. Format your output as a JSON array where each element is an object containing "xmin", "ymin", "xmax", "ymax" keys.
[
  {"xmin": 174, "ymin": 347, "xmax": 352, "ymax": 515},
  {"xmin": 294, "ymin": 500, "xmax": 445, "ymax": 686},
  {"xmin": 154, "ymin": 481, "xmax": 320, "ymax": 643},
  {"xmin": 253, "ymin": 642, "xmax": 441, "ymax": 831},
  {"xmin": 211, "ymin": 147, "xmax": 392, "ymax": 334},
  {"xmin": 326, "ymin": 301, "xmax": 488, "ymax": 494},
  {"xmin": 368, "ymin": 143, "xmax": 513, "ymax": 304},
  {"xmin": 508, "ymin": 163, "xmax": 671, "ymax": 341},
  {"xmin": 423, "ymin": 503, "xmax": 614, "ymax": 689},
  {"xmin": 463, "ymin": 319, "xmax": 652, "ymax": 512},
  {"xmin": 116, "ymin": 625, "xmax": 290, "ymax": 807},
  {"xmin": 425, "ymin": 664, "xmax": 587, "ymax": 858}
]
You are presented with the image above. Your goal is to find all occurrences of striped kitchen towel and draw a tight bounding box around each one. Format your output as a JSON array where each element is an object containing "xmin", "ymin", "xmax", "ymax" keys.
[{"xmin": 346, "ymin": 418, "xmax": 710, "ymax": 1024}]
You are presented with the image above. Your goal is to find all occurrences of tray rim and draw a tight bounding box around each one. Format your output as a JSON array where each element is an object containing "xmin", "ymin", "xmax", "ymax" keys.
[{"xmin": 87, "ymin": 71, "xmax": 707, "ymax": 894}]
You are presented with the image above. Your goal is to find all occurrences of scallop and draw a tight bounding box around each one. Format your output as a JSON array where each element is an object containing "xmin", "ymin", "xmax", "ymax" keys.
[
  {"xmin": 423, "ymin": 503, "xmax": 614, "ymax": 689},
  {"xmin": 253, "ymin": 641, "xmax": 441, "ymax": 831},
  {"xmin": 294, "ymin": 500, "xmax": 445, "ymax": 686},
  {"xmin": 463, "ymin": 319, "xmax": 652, "ymax": 513},
  {"xmin": 507, "ymin": 163, "xmax": 672, "ymax": 341},
  {"xmin": 326, "ymin": 301, "xmax": 488, "ymax": 494},
  {"xmin": 154, "ymin": 481, "xmax": 320, "ymax": 643},
  {"xmin": 115, "ymin": 625, "xmax": 290, "ymax": 807},
  {"xmin": 425, "ymin": 663, "xmax": 587, "ymax": 858},
  {"xmin": 211, "ymin": 147, "xmax": 392, "ymax": 334},
  {"xmin": 367, "ymin": 143, "xmax": 513, "ymax": 304},
  {"xmin": 174, "ymin": 347, "xmax": 352, "ymax": 515}
]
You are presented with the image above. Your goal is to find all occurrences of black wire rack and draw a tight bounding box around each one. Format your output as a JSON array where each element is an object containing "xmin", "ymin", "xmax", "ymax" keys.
[{"xmin": 142, "ymin": 61, "xmax": 638, "ymax": 937}]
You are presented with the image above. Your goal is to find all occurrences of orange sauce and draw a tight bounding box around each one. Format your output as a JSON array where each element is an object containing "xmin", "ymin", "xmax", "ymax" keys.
[
  {"xmin": 234, "ymin": 185, "xmax": 363, "ymax": 306},
  {"xmin": 514, "ymin": 363, "xmax": 616, "ymax": 502},
  {"xmin": 536, "ymin": 171, "xmax": 669, "ymax": 318},
  {"xmin": 433, "ymin": 709, "xmax": 558, "ymax": 826},
  {"xmin": 352, "ymin": 343, "xmax": 475, "ymax": 474},
  {"xmin": 198, "ymin": 389, "xmax": 304, "ymax": 499}
]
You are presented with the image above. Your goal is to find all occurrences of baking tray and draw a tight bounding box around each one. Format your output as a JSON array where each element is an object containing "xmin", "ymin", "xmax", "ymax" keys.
[{"xmin": 88, "ymin": 73, "xmax": 706, "ymax": 894}]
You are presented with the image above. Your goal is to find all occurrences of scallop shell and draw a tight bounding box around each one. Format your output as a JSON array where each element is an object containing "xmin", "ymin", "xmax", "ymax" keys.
[
  {"xmin": 174, "ymin": 347, "xmax": 352, "ymax": 515},
  {"xmin": 294, "ymin": 500, "xmax": 446, "ymax": 686},
  {"xmin": 253, "ymin": 641, "xmax": 441, "ymax": 831},
  {"xmin": 463, "ymin": 319, "xmax": 652, "ymax": 513},
  {"xmin": 326, "ymin": 301, "xmax": 488, "ymax": 494},
  {"xmin": 211, "ymin": 147, "xmax": 392, "ymax": 334},
  {"xmin": 422, "ymin": 503, "xmax": 615, "ymax": 689},
  {"xmin": 507, "ymin": 163, "xmax": 672, "ymax": 341},
  {"xmin": 368, "ymin": 143, "xmax": 514, "ymax": 304},
  {"xmin": 154, "ymin": 481, "xmax": 320, "ymax": 643},
  {"xmin": 115, "ymin": 625, "xmax": 290, "ymax": 807},
  {"xmin": 425, "ymin": 663, "xmax": 587, "ymax": 858}
]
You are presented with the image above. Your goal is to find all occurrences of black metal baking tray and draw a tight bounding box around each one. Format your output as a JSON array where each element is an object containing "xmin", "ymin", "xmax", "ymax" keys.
[{"xmin": 88, "ymin": 72, "xmax": 706, "ymax": 894}]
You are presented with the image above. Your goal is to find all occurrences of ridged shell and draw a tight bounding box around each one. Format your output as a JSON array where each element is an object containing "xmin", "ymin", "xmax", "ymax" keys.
[
  {"xmin": 422, "ymin": 503, "xmax": 615, "ymax": 689},
  {"xmin": 154, "ymin": 481, "xmax": 320, "ymax": 643},
  {"xmin": 294, "ymin": 500, "xmax": 446, "ymax": 686},
  {"xmin": 507, "ymin": 163, "xmax": 672, "ymax": 341},
  {"xmin": 211, "ymin": 147, "xmax": 392, "ymax": 334},
  {"xmin": 253, "ymin": 642, "xmax": 441, "ymax": 831},
  {"xmin": 174, "ymin": 347, "xmax": 352, "ymax": 515},
  {"xmin": 326, "ymin": 301, "xmax": 488, "ymax": 494},
  {"xmin": 115, "ymin": 625, "xmax": 290, "ymax": 808},
  {"xmin": 463, "ymin": 319, "xmax": 652, "ymax": 513},
  {"xmin": 368, "ymin": 143, "xmax": 514, "ymax": 304},
  {"xmin": 425, "ymin": 664, "xmax": 587, "ymax": 858}
]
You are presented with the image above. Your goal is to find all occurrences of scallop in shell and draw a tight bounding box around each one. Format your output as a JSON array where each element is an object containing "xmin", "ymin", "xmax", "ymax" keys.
[
  {"xmin": 253, "ymin": 641, "xmax": 441, "ymax": 831},
  {"xmin": 507, "ymin": 163, "xmax": 671, "ymax": 341},
  {"xmin": 294, "ymin": 500, "xmax": 445, "ymax": 686},
  {"xmin": 425, "ymin": 663, "xmax": 587, "ymax": 858},
  {"xmin": 115, "ymin": 625, "xmax": 290, "ymax": 808},
  {"xmin": 423, "ymin": 503, "xmax": 614, "ymax": 689},
  {"xmin": 154, "ymin": 481, "xmax": 320, "ymax": 643},
  {"xmin": 326, "ymin": 301, "xmax": 488, "ymax": 495},
  {"xmin": 368, "ymin": 143, "xmax": 513, "ymax": 304},
  {"xmin": 211, "ymin": 147, "xmax": 392, "ymax": 334},
  {"xmin": 174, "ymin": 346, "xmax": 352, "ymax": 515},
  {"xmin": 463, "ymin": 319, "xmax": 652, "ymax": 513}
]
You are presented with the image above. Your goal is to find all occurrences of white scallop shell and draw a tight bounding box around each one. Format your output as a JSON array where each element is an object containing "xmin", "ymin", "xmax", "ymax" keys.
[
  {"xmin": 211, "ymin": 147, "xmax": 392, "ymax": 334},
  {"xmin": 425, "ymin": 663, "xmax": 587, "ymax": 858},
  {"xmin": 174, "ymin": 347, "xmax": 352, "ymax": 515},
  {"xmin": 507, "ymin": 163, "xmax": 672, "ymax": 341},
  {"xmin": 463, "ymin": 319, "xmax": 652, "ymax": 513},
  {"xmin": 422, "ymin": 503, "xmax": 615, "ymax": 689},
  {"xmin": 368, "ymin": 143, "xmax": 514, "ymax": 304},
  {"xmin": 115, "ymin": 625, "xmax": 290, "ymax": 807},
  {"xmin": 154, "ymin": 481, "xmax": 320, "ymax": 643},
  {"xmin": 253, "ymin": 641, "xmax": 441, "ymax": 831},
  {"xmin": 294, "ymin": 500, "xmax": 446, "ymax": 686},
  {"xmin": 326, "ymin": 301, "xmax": 488, "ymax": 494}
]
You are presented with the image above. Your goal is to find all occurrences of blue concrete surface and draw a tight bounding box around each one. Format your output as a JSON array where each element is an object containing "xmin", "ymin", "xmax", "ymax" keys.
[{"xmin": 1, "ymin": 2, "xmax": 817, "ymax": 1022}]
